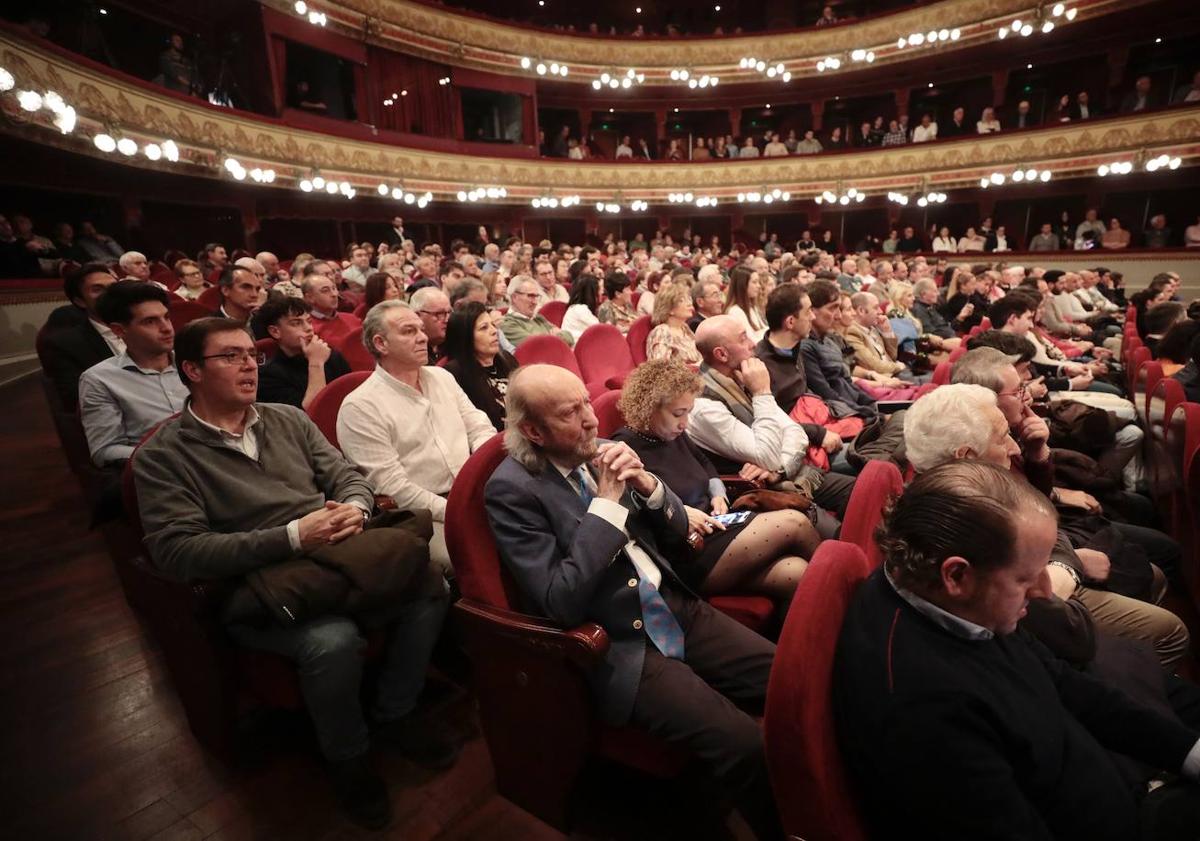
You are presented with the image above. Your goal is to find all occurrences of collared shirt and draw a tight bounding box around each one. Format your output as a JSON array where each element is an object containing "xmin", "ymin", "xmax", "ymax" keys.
[
  {"xmin": 78, "ymin": 352, "xmax": 189, "ymax": 466},
  {"xmin": 688, "ymin": 390, "xmax": 808, "ymax": 478},
  {"xmin": 90, "ymin": 318, "xmax": 126, "ymax": 356},
  {"xmin": 553, "ymin": 462, "xmax": 665, "ymax": 589},
  {"xmin": 341, "ymin": 265, "xmax": 370, "ymax": 288},
  {"xmin": 911, "ymin": 123, "xmax": 938, "ymax": 143},
  {"xmin": 883, "ymin": 565, "xmax": 994, "ymax": 641},
  {"xmin": 336, "ymin": 365, "xmax": 496, "ymax": 522}
]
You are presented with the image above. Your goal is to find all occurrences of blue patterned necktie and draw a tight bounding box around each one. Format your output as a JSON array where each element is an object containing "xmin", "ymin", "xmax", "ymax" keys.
[
  {"xmin": 637, "ymin": 577, "xmax": 686, "ymax": 660},
  {"xmin": 573, "ymin": 466, "xmax": 594, "ymax": 507}
]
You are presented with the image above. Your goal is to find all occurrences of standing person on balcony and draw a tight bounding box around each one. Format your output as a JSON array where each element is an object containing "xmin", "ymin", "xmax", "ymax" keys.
[
  {"xmin": 156, "ymin": 33, "xmax": 199, "ymax": 96},
  {"xmin": 134, "ymin": 317, "xmax": 460, "ymax": 831}
]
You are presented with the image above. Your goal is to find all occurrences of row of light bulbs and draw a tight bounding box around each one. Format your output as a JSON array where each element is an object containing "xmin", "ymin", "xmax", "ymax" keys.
[
  {"xmin": 1098, "ymin": 154, "xmax": 1182, "ymax": 176},
  {"xmin": 739, "ymin": 58, "xmax": 792, "ymax": 83},
  {"xmin": 738, "ymin": 189, "xmax": 791, "ymax": 204},
  {"xmin": 13, "ymin": 86, "xmax": 78, "ymax": 134},
  {"xmin": 222, "ymin": 158, "xmax": 278, "ymax": 183},
  {"xmin": 94, "ymin": 134, "xmax": 181, "ymax": 162},
  {"xmin": 292, "ymin": 1, "xmax": 327, "ymax": 26},
  {"xmin": 979, "ymin": 167, "xmax": 1053, "ymax": 187},
  {"xmin": 999, "ymin": 4, "xmax": 1076, "ymax": 39},
  {"xmin": 897, "ymin": 28, "xmax": 962, "ymax": 49},
  {"xmin": 667, "ymin": 69, "xmax": 720, "ymax": 88},
  {"xmin": 382, "ymin": 90, "xmax": 408, "ymax": 106},
  {"xmin": 530, "ymin": 195, "xmax": 581, "ymax": 208},
  {"xmin": 815, "ymin": 188, "xmax": 866, "ymax": 205},
  {"xmin": 457, "ymin": 187, "xmax": 509, "ymax": 202},
  {"xmin": 376, "ymin": 183, "xmax": 433, "ymax": 207},
  {"xmin": 592, "ymin": 69, "xmax": 645, "ymax": 90},
  {"xmin": 667, "ymin": 192, "xmax": 720, "ymax": 207},
  {"xmin": 299, "ymin": 176, "xmax": 356, "ymax": 198},
  {"xmin": 520, "ymin": 57, "xmax": 570, "ymax": 77}
]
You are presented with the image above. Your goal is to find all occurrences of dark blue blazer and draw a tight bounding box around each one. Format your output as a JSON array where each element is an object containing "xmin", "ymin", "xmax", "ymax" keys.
[{"xmin": 485, "ymin": 454, "xmax": 690, "ymax": 724}]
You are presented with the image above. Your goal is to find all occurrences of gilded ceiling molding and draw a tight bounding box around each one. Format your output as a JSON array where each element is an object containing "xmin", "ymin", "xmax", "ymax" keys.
[
  {"xmin": 2, "ymin": 32, "xmax": 1198, "ymax": 203},
  {"xmin": 264, "ymin": 0, "xmax": 1143, "ymax": 82}
]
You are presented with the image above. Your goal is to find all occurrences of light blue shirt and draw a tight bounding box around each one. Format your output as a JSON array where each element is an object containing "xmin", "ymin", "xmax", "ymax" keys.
[{"xmin": 79, "ymin": 352, "xmax": 190, "ymax": 466}]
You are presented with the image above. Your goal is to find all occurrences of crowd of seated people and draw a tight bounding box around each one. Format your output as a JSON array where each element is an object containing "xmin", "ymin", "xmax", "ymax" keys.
[{"xmin": 30, "ymin": 211, "xmax": 1200, "ymax": 837}]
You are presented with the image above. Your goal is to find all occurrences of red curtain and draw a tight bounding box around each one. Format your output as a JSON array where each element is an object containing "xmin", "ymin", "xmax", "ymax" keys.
[{"xmin": 369, "ymin": 48, "xmax": 456, "ymax": 137}]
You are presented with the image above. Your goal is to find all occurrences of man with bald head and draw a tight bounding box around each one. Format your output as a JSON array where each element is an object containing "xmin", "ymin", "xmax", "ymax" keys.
[
  {"xmin": 689, "ymin": 315, "xmax": 855, "ymax": 521},
  {"xmin": 485, "ymin": 364, "xmax": 781, "ymax": 840},
  {"xmin": 255, "ymin": 251, "xmax": 286, "ymax": 284}
]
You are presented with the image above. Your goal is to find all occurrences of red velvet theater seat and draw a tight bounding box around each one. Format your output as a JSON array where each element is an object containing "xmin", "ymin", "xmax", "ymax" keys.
[
  {"xmin": 839, "ymin": 459, "xmax": 905, "ymax": 570},
  {"xmin": 575, "ymin": 323, "xmax": 634, "ymax": 392}
]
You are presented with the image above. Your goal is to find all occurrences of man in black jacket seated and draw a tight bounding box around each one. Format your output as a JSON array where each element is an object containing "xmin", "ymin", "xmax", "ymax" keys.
[
  {"xmin": 255, "ymin": 295, "xmax": 351, "ymax": 409},
  {"xmin": 40, "ymin": 262, "xmax": 120, "ymax": 409},
  {"xmin": 484, "ymin": 364, "xmax": 781, "ymax": 840},
  {"xmin": 835, "ymin": 461, "xmax": 1200, "ymax": 841}
]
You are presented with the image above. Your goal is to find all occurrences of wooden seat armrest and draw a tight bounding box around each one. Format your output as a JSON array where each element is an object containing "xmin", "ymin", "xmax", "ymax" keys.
[{"xmin": 454, "ymin": 599, "xmax": 609, "ymax": 668}]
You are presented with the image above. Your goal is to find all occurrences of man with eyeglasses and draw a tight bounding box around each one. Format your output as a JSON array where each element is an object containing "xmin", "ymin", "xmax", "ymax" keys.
[
  {"xmin": 133, "ymin": 317, "xmax": 458, "ymax": 830},
  {"xmin": 256, "ymin": 296, "xmax": 351, "ymax": 410},
  {"xmin": 534, "ymin": 260, "xmax": 569, "ymax": 309},
  {"xmin": 302, "ymin": 265, "xmax": 361, "ymax": 348},
  {"xmin": 498, "ymin": 275, "xmax": 575, "ymax": 348},
  {"xmin": 688, "ymin": 278, "xmax": 726, "ymax": 332},
  {"xmin": 409, "ymin": 287, "xmax": 451, "ymax": 363}
]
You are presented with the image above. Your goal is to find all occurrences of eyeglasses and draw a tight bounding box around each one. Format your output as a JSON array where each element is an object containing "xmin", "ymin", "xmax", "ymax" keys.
[
  {"xmin": 998, "ymin": 384, "xmax": 1028, "ymax": 399},
  {"xmin": 512, "ymin": 291, "xmax": 540, "ymax": 299},
  {"xmin": 418, "ymin": 309, "xmax": 452, "ymax": 320},
  {"xmin": 203, "ymin": 349, "xmax": 261, "ymax": 366}
]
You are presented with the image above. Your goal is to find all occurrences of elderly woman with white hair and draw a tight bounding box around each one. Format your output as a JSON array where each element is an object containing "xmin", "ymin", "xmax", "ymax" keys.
[{"xmin": 903, "ymin": 383, "xmax": 1020, "ymax": 473}]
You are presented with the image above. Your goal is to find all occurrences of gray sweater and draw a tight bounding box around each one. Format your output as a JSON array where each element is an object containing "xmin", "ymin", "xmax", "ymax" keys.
[{"xmin": 133, "ymin": 402, "xmax": 374, "ymax": 582}]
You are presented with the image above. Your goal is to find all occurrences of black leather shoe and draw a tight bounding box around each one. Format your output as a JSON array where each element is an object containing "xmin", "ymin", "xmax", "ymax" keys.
[
  {"xmin": 329, "ymin": 755, "xmax": 391, "ymax": 830},
  {"xmin": 373, "ymin": 711, "xmax": 463, "ymax": 770}
]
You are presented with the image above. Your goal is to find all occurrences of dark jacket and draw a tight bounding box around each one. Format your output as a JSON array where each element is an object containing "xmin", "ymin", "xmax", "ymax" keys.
[
  {"xmin": 755, "ymin": 336, "xmax": 852, "ymax": 443},
  {"xmin": 40, "ymin": 320, "xmax": 115, "ymax": 409},
  {"xmin": 485, "ymin": 455, "xmax": 691, "ymax": 725},
  {"xmin": 442, "ymin": 351, "xmax": 517, "ymax": 431},
  {"xmin": 834, "ymin": 568, "xmax": 1198, "ymax": 841},
  {"xmin": 799, "ymin": 334, "xmax": 877, "ymax": 417},
  {"xmin": 257, "ymin": 349, "xmax": 352, "ymax": 408}
]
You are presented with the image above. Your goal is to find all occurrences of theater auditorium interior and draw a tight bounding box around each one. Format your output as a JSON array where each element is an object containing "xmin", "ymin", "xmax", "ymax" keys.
[{"xmin": 4, "ymin": 0, "xmax": 1200, "ymax": 837}]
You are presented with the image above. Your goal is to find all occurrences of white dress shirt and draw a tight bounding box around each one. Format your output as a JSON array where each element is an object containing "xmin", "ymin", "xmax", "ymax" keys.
[
  {"xmin": 91, "ymin": 318, "xmax": 126, "ymax": 356},
  {"xmin": 561, "ymin": 303, "xmax": 600, "ymax": 340},
  {"xmin": 911, "ymin": 123, "xmax": 938, "ymax": 143},
  {"xmin": 688, "ymin": 393, "xmax": 808, "ymax": 478},
  {"xmin": 336, "ymin": 366, "xmax": 496, "ymax": 522},
  {"xmin": 555, "ymin": 463, "xmax": 666, "ymax": 589}
]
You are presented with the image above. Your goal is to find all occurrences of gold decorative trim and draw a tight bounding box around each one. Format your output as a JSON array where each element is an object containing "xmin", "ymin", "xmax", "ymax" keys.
[
  {"xmin": 263, "ymin": 0, "xmax": 1145, "ymax": 82},
  {"xmin": 2, "ymin": 31, "xmax": 1198, "ymax": 203}
]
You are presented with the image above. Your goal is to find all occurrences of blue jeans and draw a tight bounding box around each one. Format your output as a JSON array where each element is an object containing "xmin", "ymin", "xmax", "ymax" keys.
[{"xmin": 228, "ymin": 580, "xmax": 450, "ymax": 762}]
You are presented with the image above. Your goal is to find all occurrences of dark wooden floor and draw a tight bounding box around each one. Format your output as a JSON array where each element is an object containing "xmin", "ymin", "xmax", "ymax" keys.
[{"xmin": 0, "ymin": 376, "xmax": 755, "ymax": 841}]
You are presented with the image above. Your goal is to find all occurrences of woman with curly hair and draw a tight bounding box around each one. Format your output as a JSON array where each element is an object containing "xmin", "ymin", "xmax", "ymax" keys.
[
  {"xmin": 645, "ymin": 282, "xmax": 702, "ymax": 366},
  {"xmin": 612, "ymin": 359, "xmax": 820, "ymax": 600}
]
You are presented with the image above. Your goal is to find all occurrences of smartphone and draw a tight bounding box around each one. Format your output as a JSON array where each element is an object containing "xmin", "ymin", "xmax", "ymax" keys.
[{"xmin": 713, "ymin": 511, "xmax": 752, "ymax": 527}]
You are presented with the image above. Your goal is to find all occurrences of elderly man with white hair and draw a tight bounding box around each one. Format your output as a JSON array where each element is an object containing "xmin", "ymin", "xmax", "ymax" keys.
[
  {"xmin": 337, "ymin": 301, "xmax": 496, "ymax": 573},
  {"xmin": 118, "ymin": 251, "xmax": 151, "ymax": 282},
  {"xmin": 255, "ymin": 251, "xmax": 285, "ymax": 284}
]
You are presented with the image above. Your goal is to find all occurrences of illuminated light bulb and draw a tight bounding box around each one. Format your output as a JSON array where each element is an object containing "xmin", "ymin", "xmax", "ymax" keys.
[
  {"xmin": 950, "ymin": 28, "xmax": 960, "ymax": 40},
  {"xmin": 324, "ymin": 182, "xmax": 337, "ymax": 194},
  {"xmin": 851, "ymin": 49, "xmax": 865, "ymax": 61},
  {"xmin": 42, "ymin": 91, "xmax": 65, "ymax": 113},
  {"xmin": 737, "ymin": 193, "xmax": 746, "ymax": 202},
  {"xmin": 457, "ymin": 191, "xmax": 467, "ymax": 201},
  {"xmin": 1012, "ymin": 19, "xmax": 1022, "ymax": 30},
  {"xmin": 767, "ymin": 66, "xmax": 777, "ymax": 77},
  {"xmin": 627, "ymin": 69, "xmax": 636, "ymax": 78},
  {"xmin": 559, "ymin": 65, "xmax": 568, "ymax": 76},
  {"xmin": 898, "ymin": 36, "xmax": 907, "ymax": 48},
  {"xmin": 520, "ymin": 57, "xmax": 531, "ymax": 69},
  {"xmin": 294, "ymin": 1, "xmax": 307, "ymax": 14},
  {"xmin": 989, "ymin": 172, "xmax": 1005, "ymax": 184},
  {"xmin": 1052, "ymin": 3, "xmax": 1065, "ymax": 15},
  {"xmin": 1169, "ymin": 157, "xmax": 1181, "ymax": 170},
  {"xmin": 117, "ymin": 137, "xmax": 137, "ymax": 155},
  {"xmin": 688, "ymin": 78, "xmax": 698, "ymax": 88},
  {"xmin": 535, "ymin": 63, "xmax": 546, "ymax": 75},
  {"xmin": 1025, "ymin": 169, "xmax": 1037, "ymax": 180},
  {"xmin": 856, "ymin": 193, "xmax": 865, "ymax": 202},
  {"xmin": 755, "ymin": 61, "xmax": 765, "ymax": 72},
  {"xmin": 999, "ymin": 26, "xmax": 1009, "ymax": 38},
  {"xmin": 144, "ymin": 143, "xmax": 162, "ymax": 161},
  {"xmin": 377, "ymin": 183, "xmax": 389, "ymax": 195},
  {"xmin": 866, "ymin": 52, "xmax": 875, "ymax": 63},
  {"xmin": 300, "ymin": 179, "xmax": 313, "ymax": 192},
  {"xmin": 918, "ymin": 197, "xmax": 928, "ymax": 207},
  {"xmin": 312, "ymin": 176, "xmax": 325, "ymax": 189},
  {"xmin": 547, "ymin": 198, "xmax": 558, "ymax": 208},
  {"xmin": 404, "ymin": 193, "xmax": 415, "ymax": 204},
  {"xmin": 781, "ymin": 192, "xmax": 790, "ymax": 201},
  {"xmin": 17, "ymin": 90, "xmax": 42, "ymax": 111},
  {"xmin": 161, "ymin": 140, "xmax": 179, "ymax": 161},
  {"xmin": 1040, "ymin": 170, "xmax": 1052, "ymax": 181},
  {"xmin": 980, "ymin": 177, "xmax": 991, "ymax": 187},
  {"xmin": 636, "ymin": 73, "xmax": 644, "ymax": 83},
  {"xmin": 711, "ymin": 76, "xmax": 719, "ymax": 86},
  {"xmin": 232, "ymin": 168, "xmax": 246, "ymax": 180},
  {"xmin": 592, "ymin": 80, "xmax": 601, "ymax": 90},
  {"xmin": 814, "ymin": 195, "xmax": 823, "ymax": 204},
  {"xmin": 1013, "ymin": 169, "xmax": 1025, "ymax": 181},
  {"xmin": 838, "ymin": 195, "xmax": 849, "ymax": 205},
  {"xmin": 53, "ymin": 106, "xmax": 77, "ymax": 134},
  {"xmin": 622, "ymin": 77, "xmax": 632, "ymax": 88},
  {"xmin": 1097, "ymin": 164, "xmax": 1109, "ymax": 176},
  {"xmin": 910, "ymin": 32, "xmax": 924, "ymax": 46},
  {"xmin": 1021, "ymin": 24, "xmax": 1033, "ymax": 36},
  {"xmin": 549, "ymin": 63, "xmax": 559, "ymax": 74},
  {"xmin": 94, "ymin": 133, "xmax": 116, "ymax": 153},
  {"xmin": 609, "ymin": 79, "xmax": 619, "ymax": 88},
  {"xmin": 1042, "ymin": 21, "xmax": 1054, "ymax": 33},
  {"xmin": 670, "ymin": 69, "xmax": 680, "ymax": 80},
  {"xmin": 1065, "ymin": 8, "xmax": 1077, "ymax": 20},
  {"xmin": 938, "ymin": 29, "xmax": 949, "ymax": 41},
  {"xmin": 823, "ymin": 191, "xmax": 835, "ymax": 203},
  {"xmin": 781, "ymin": 71, "xmax": 791, "ymax": 81},
  {"xmin": 680, "ymin": 69, "xmax": 690, "ymax": 80},
  {"xmin": 0, "ymin": 68, "xmax": 13, "ymax": 92},
  {"xmin": 817, "ymin": 60, "xmax": 826, "ymax": 72}
]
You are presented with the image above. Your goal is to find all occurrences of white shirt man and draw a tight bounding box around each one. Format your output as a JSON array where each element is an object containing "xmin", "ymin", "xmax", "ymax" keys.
[
  {"xmin": 341, "ymin": 247, "xmax": 372, "ymax": 288},
  {"xmin": 337, "ymin": 301, "xmax": 496, "ymax": 572},
  {"xmin": 911, "ymin": 117, "xmax": 938, "ymax": 143},
  {"xmin": 615, "ymin": 137, "xmax": 633, "ymax": 159}
]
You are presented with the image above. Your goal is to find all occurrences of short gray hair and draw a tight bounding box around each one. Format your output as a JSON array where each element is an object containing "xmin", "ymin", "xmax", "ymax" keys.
[
  {"xmin": 450, "ymin": 277, "xmax": 488, "ymax": 307},
  {"xmin": 950, "ymin": 347, "xmax": 1019, "ymax": 393},
  {"xmin": 118, "ymin": 251, "xmax": 146, "ymax": 272},
  {"xmin": 362, "ymin": 300, "xmax": 412, "ymax": 358},
  {"xmin": 904, "ymin": 384, "xmax": 999, "ymax": 472},
  {"xmin": 503, "ymin": 366, "xmax": 548, "ymax": 473},
  {"xmin": 912, "ymin": 278, "xmax": 938, "ymax": 298},
  {"xmin": 409, "ymin": 286, "xmax": 448, "ymax": 311},
  {"xmin": 509, "ymin": 274, "xmax": 538, "ymax": 297}
]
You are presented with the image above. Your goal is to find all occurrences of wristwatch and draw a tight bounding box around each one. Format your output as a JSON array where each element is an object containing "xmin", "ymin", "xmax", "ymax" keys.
[{"xmin": 1048, "ymin": 560, "xmax": 1081, "ymax": 587}]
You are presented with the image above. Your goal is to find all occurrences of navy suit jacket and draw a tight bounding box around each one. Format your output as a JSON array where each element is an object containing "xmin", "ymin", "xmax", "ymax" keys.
[
  {"xmin": 41, "ymin": 321, "xmax": 114, "ymax": 410},
  {"xmin": 485, "ymin": 454, "xmax": 691, "ymax": 724}
]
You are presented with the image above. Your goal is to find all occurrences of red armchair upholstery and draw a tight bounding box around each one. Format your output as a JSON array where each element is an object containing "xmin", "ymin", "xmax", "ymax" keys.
[
  {"xmin": 1141, "ymin": 361, "xmax": 1165, "ymax": 426},
  {"xmin": 1126, "ymin": 346, "xmax": 1152, "ymax": 397},
  {"xmin": 306, "ymin": 371, "xmax": 370, "ymax": 451},
  {"xmin": 166, "ymin": 300, "xmax": 212, "ymax": 333},
  {"xmin": 627, "ymin": 316, "xmax": 652, "ymax": 364},
  {"xmin": 575, "ymin": 323, "xmax": 634, "ymax": 392},
  {"xmin": 254, "ymin": 337, "xmax": 278, "ymax": 362},
  {"xmin": 538, "ymin": 300, "xmax": 568, "ymax": 327},
  {"xmin": 1157, "ymin": 397, "xmax": 1196, "ymax": 538},
  {"xmin": 196, "ymin": 286, "xmax": 222, "ymax": 310},
  {"xmin": 514, "ymin": 334, "xmax": 585, "ymax": 380},
  {"xmin": 946, "ymin": 344, "xmax": 967, "ymax": 364},
  {"xmin": 839, "ymin": 460, "xmax": 905, "ymax": 569},
  {"xmin": 764, "ymin": 539, "xmax": 871, "ymax": 841},
  {"xmin": 337, "ymin": 326, "xmax": 375, "ymax": 372},
  {"xmin": 592, "ymin": 389, "xmax": 625, "ymax": 438},
  {"xmin": 931, "ymin": 360, "xmax": 952, "ymax": 385}
]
